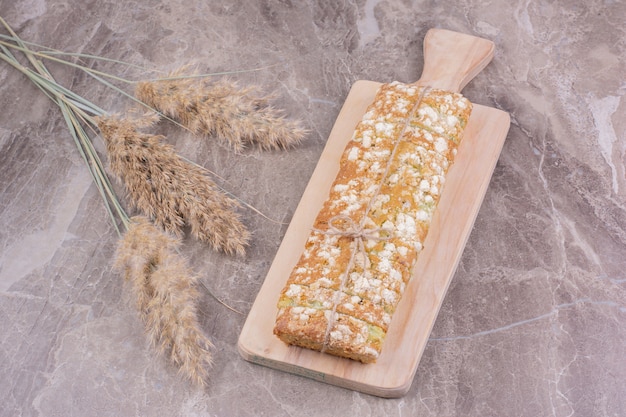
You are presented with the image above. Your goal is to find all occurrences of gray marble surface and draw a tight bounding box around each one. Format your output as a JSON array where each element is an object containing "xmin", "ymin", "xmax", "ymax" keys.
[{"xmin": 1, "ymin": 0, "xmax": 625, "ymax": 416}]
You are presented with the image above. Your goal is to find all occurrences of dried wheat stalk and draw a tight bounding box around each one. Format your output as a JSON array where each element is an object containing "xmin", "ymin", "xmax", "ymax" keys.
[
  {"xmin": 97, "ymin": 115, "xmax": 250, "ymax": 256},
  {"xmin": 135, "ymin": 70, "xmax": 306, "ymax": 151}
]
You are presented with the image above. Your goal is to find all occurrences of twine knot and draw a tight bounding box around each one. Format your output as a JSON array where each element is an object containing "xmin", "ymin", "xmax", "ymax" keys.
[
  {"xmin": 323, "ymin": 215, "xmax": 384, "ymax": 241},
  {"xmin": 315, "ymin": 214, "xmax": 390, "ymax": 270}
]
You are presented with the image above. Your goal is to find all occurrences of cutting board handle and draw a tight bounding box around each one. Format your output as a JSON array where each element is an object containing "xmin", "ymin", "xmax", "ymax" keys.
[{"xmin": 417, "ymin": 28, "xmax": 495, "ymax": 93}]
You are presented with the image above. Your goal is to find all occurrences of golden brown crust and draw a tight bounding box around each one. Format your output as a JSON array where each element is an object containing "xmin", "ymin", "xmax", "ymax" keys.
[
  {"xmin": 274, "ymin": 306, "xmax": 328, "ymax": 351},
  {"xmin": 274, "ymin": 82, "xmax": 472, "ymax": 363}
]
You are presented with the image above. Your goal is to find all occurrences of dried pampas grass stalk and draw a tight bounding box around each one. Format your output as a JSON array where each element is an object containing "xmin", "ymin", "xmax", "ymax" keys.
[
  {"xmin": 135, "ymin": 70, "xmax": 307, "ymax": 151},
  {"xmin": 97, "ymin": 115, "xmax": 251, "ymax": 256},
  {"xmin": 2, "ymin": 16, "xmax": 297, "ymax": 387},
  {"xmin": 115, "ymin": 216, "xmax": 213, "ymax": 386}
]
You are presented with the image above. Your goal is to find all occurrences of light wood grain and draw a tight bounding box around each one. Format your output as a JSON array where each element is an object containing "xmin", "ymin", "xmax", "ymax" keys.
[
  {"xmin": 238, "ymin": 29, "xmax": 510, "ymax": 398},
  {"xmin": 420, "ymin": 28, "xmax": 494, "ymax": 92}
]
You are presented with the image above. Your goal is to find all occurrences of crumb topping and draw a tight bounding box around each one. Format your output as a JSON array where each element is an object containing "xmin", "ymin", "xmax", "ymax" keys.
[{"xmin": 275, "ymin": 83, "xmax": 472, "ymax": 362}]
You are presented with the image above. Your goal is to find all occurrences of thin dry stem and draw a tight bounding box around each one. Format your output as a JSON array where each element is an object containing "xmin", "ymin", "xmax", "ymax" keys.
[
  {"xmin": 98, "ymin": 115, "xmax": 250, "ymax": 255},
  {"xmin": 135, "ymin": 70, "xmax": 307, "ymax": 151},
  {"xmin": 114, "ymin": 216, "xmax": 213, "ymax": 386}
]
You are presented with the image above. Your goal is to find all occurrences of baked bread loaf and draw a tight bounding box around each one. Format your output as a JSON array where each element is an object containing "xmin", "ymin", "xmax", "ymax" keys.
[{"xmin": 273, "ymin": 82, "xmax": 472, "ymax": 363}]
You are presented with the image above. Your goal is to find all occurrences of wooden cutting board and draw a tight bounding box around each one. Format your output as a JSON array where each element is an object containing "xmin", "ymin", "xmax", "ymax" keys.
[{"xmin": 238, "ymin": 28, "xmax": 510, "ymax": 398}]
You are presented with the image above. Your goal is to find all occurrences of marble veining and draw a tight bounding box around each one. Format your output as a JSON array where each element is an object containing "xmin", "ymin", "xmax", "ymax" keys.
[{"xmin": 0, "ymin": 0, "xmax": 624, "ymax": 416}]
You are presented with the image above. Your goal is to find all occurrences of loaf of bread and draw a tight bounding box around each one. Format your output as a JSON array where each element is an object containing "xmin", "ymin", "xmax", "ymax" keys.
[{"xmin": 273, "ymin": 82, "xmax": 472, "ymax": 363}]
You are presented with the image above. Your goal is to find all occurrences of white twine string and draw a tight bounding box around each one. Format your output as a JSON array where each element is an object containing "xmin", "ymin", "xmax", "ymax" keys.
[{"xmin": 316, "ymin": 85, "xmax": 431, "ymax": 353}]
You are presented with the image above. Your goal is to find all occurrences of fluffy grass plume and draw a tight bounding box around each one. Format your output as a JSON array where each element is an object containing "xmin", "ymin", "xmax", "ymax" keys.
[
  {"xmin": 97, "ymin": 116, "xmax": 250, "ymax": 255},
  {"xmin": 115, "ymin": 216, "xmax": 213, "ymax": 386},
  {"xmin": 135, "ymin": 69, "xmax": 307, "ymax": 151}
]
